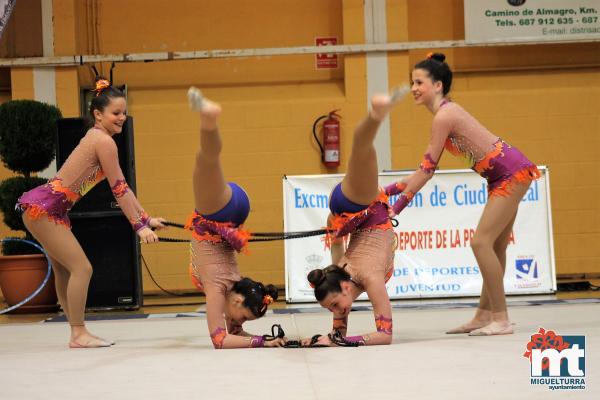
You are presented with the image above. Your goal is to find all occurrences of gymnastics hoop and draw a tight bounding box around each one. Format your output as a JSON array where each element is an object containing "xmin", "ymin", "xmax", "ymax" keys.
[{"xmin": 0, "ymin": 238, "xmax": 53, "ymax": 315}]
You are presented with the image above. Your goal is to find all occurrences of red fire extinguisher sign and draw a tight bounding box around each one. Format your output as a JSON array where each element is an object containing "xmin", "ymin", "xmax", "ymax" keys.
[{"xmin": 315, "ymin": 37, "xmax": 338, "ymax": 69}]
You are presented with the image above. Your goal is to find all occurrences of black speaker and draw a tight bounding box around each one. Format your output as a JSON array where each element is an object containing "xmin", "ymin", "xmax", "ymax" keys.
[
  {"xmin": 70, "ymin": 214, "xmax": 142, "ymax": 310},
  {"xmin": 56, "ymin": 117, "xmax": 136, "ymax": 216}
]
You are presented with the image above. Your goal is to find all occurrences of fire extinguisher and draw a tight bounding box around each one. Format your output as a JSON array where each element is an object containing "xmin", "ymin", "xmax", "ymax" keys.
[{"xmin": 312, "ymin": 110, "xmax": 341, "ymax": 168}]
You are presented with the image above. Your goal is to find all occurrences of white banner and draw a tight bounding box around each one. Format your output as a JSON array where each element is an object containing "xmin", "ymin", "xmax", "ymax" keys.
[
  {"xmin": 283, "ymin": 168, "xmax": 556, "ymax": 303},
  {"xmin": 464, "ymin": 0, "xmax": 600, "ymax": 43}
]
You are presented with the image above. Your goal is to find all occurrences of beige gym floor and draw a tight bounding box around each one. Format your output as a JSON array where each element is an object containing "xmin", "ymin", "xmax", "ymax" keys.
[{"xmin": 0, "ymin": 296, "xmax": 598, "ymax": 400}]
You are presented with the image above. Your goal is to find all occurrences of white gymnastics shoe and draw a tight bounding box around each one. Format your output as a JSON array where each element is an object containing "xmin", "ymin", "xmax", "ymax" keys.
[{"xmin": 187, "ymin": 86, "xmax": 204, "ymax": 111}]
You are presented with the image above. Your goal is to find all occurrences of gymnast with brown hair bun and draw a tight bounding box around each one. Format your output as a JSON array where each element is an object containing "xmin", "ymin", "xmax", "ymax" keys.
[
  {"xmin": 186, "ymin": 87, "xmax": 284, "ymax": 349},
  {"xmin": 17, "ymin": 76, "xmax": 166, "ymax": 348},
  {"xmin": 303, "ymin": 89, "xmax": 408, "ymax": 347}
]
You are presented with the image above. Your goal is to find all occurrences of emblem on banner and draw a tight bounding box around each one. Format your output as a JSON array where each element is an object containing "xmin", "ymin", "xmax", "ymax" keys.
[
  {"xmin": 507, "ymin": 0, "xmax": 526, "ymax": 6},
  {"xmin": 524, "ymin": 327, "xmax": 586, "ymax": 390},
  {"xmin": 306, "ymin": 254, "xmax": 323, "ymax": 267},
  {"xmin": 303, "ymin": 254, "xmax": 325, "ymax": 290},
  {"xmin": 515, "ymin": 256, "xmax": 542, "ymax": 288}
]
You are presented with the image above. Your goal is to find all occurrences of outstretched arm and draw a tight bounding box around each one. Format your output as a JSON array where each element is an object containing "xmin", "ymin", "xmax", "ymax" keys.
[
  {"xmin": 95, "ymin": 136, "xmax": 165, "ymax": 240},
  {"xmin": 343, "ymin": 278, "xmax": 393, "ymax": 346},
  {"xmin": 386, "ymin": 111, "xmax": 453, "ymax": 216}
]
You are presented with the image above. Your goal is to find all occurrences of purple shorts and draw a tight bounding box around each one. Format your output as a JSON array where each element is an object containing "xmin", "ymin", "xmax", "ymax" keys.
[
  {"xmin": 200, "ymin": 182, "xmax": 250, "ymax": 227},
  {"xmin": 329, "ymin": 183, "xmax": 369, "ymax": 215}
]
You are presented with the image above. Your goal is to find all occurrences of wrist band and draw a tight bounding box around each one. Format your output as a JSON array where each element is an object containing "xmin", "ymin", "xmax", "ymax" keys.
[
  {"xmin": 132, "ymin": 212, "xmax": 150, "ymax": 232},
  {"xmin": 384, "ymin": 181, "xmax": 407, "ymax": 196},
  {"xmin": 392, "ymin": 191, "xmax": 414, "ymax": 215},
  {"xmin": 343, "ymin": 335, "xmax": 366, "ymax": 346},
  {"xmin": 250, "ymin": 335, "xmax": 265, "ymax": 348}
]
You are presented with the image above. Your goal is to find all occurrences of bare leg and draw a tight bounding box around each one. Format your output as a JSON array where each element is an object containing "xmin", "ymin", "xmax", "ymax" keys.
[
  {"xmin": 446, "ymin": 211, "xmax": 517, "ymax": 334},
  {"xmin": 341, "ymin": 94, "xmax": 402, "ymax": 205},
  {"xmin": 50, "ymin": 256, "xmax": 70, "ymax": 320},
  {"xmin": 189, "ymin": 88, "xmax": 232, "ymax": 214},
  {"xmin": 478, "ymin": 211, "xmax": 517, "ymax": 310},
  {"xmin": 468, "ymin": 182, "xmax": 531, "ymax": 336},
  {"xmin": 50, "ymin": 256, "xmax": 115, "ymax": 345},
  {"xmin": 23, "ymin": 215, "xmax": 110, "ymax": 348}
]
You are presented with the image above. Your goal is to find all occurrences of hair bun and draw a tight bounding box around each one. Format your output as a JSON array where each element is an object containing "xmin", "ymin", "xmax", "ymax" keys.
[
  {"xmin": 427, "ymin": 52, "xmax": 446, "ymax": 63},
  {"xmin": 307, "ymin": 269, "xmax": 326, "ymax": 289},
  {"xmin": 264, "ymin": 284, "xmax": 279, "ymax": 302}
]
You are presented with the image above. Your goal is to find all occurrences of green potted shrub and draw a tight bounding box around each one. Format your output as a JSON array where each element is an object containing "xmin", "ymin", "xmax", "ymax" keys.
[{"xmin": 0, "ymin": 99, "xmax": 62, "ymax": 313}]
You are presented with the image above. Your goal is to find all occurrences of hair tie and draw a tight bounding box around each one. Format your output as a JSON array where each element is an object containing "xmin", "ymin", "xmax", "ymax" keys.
[
  {"xmin": 426, "ymin": 52, "xmax": 434, "ymax": 59},
  {"xmin": 94, "ymin": 79, "xmax": 111, "ymax": 96},
  {"xmin": 262, "ymin": 295, "xmax": 273, "ymax": 306}
]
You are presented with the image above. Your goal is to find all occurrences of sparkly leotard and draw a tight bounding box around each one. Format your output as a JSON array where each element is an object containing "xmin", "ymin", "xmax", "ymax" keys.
[
  {"xmin": 325, "ymin": 187, "xmax": 396, "ymax": 286},
  {"xmin": 17, "ymin": 127, "xmax": 150, "ymax": 230},
  {"xmin": 185, "ymin": 183, "xmax": 267, "ymax": 349},
  {"xmin": 391, "ymin": 100, "xmax": 540, "ymax": 215},
  {"xmin": 339, "ymin": 229, "xmax": 396, "ymax": 288}
]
